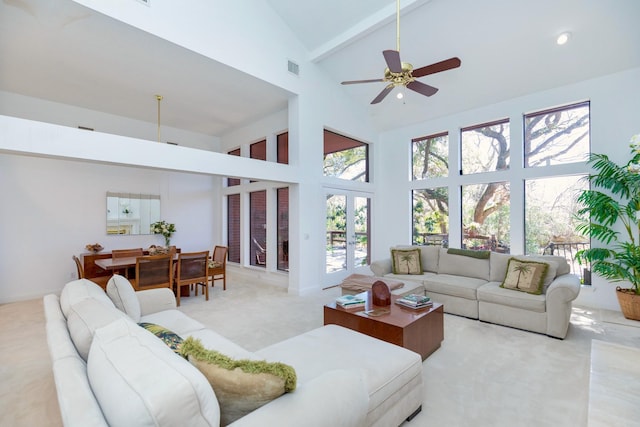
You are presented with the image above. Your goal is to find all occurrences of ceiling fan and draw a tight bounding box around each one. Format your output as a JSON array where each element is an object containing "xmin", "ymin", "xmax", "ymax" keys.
[{"xmin": 341, "ymin": 0, "xmax": 461, "ymax": 104}]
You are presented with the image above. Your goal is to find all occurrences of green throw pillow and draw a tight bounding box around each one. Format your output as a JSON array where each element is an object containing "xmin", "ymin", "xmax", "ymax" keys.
[
  {"xmin": 391, "ymin": 248, "xmax": 423, "ymax": 275},
  {"xmin": 180, "ymin": 337, "xmax": 297, "ymax": 425},
  {"xmin": 500, "ymin": 258, "xmax": 549, "ymax": 295},
  {"xmin": 447, "ymin": 248, "xmax": 490, "ymax": 259},
  {"xmin": 138, "ymin": 322, "xmax": 184, "ymax": 355}
]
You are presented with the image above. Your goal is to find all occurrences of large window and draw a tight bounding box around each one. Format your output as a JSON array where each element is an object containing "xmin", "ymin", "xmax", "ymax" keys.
[
  {"xmin": 277, "ymin": 187, "xmax": 289, "ymax": 271},
  {"xmin": 227, "ymin": 194, "xmax": 240, "ymax": 263},
  {"xmin": 412, "ymin": 133, "xmax": 448, "ymax": 180},
  {"xmin": 462, "ymin": 182, "xmax": 510, "ymax": 252},
  {"xmin": 524, "ymin": 102, "xmax": 590, "ymax": 167},
  {"xmin": 323, "ymin": 130, "xmax": 369, "ymax": 182},
  {"xmin": 409, "ymin": 101, "xmax": 590, "ymax": 281},
  {"xmin": 461, "ymin": 119, "xmax": 510, "ymax": 175},
  {"xmin": 227, "ymin": 148, "xmax": 240, "ymax": 187},
  {"xmin": 250, "ymin": 190, "xmax": 267, "ymax": 268},
  {"xmin": 523, "ymin": 102, "xmax": 591, "ymax": 280},
  {"xmin": 412, "ymin": 188, "xmax": 449, "ymax": 246},
  {"xmin": 277, "ymin": 132, "xmax": 288, "ymax": 164}
]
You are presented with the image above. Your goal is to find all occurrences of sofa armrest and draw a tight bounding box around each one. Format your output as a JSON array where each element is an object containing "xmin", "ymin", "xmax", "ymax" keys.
[
  {"xmin": 546, "ymin": 273, "xmax": 581, "ymax": 338},
  {"xmin": 370, "ymin": 259, "xmax": 392, "ymax": 277},
  {"xmin": 135, "ymin": 288, "xmax": 177, "ymax": 316},
  {"xmin": 229, "ymin": 370, "xmax": 369, "ymax": 427}
]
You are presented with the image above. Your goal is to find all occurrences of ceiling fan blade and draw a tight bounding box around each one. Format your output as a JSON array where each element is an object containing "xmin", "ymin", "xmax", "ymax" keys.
[
  {"xmin": 341, "ymin": 78, "xmax": 385, "ymax": 85},
  {"xmin": 371, "ymin": 84, "xmax": 395, "ymax": 104},
  {"xmin": 412, "ymin": 57, "xmax": 461, "ymax": 78},
  {"xmin": 383, "ymin": 50, "xmax": 402, "ymax": 73},
  {"xmin": 406, "ymin": 80, "xmax": 439, "ymax": 97}
]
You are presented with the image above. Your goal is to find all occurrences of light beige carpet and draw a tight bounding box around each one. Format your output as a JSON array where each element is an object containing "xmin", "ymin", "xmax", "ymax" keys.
[{"xmin": 2, "ymin": 279, "xmax": 639, "ymax": 427}]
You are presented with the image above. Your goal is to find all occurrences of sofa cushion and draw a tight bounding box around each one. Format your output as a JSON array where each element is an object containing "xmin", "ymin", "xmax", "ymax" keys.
[
  {"xmin": 88, "ymin": 318, "xmax": 219, "ymax": 427},
  {"xmin": 391, "ymin": 248, "xmax": 422, "ymax": 274},
  {"xmin": 255, "ymin": 324, "xmax": 422, "ymax": 417},
  {"xmin": 478, "ymin": 282, "xmax": 546, "ymax": 312},
  {"xmin": 60, "ymin": 279, "xmax": 115, "ymax": 318},
  {"xmin": 180, "ymin": 337, "xmax": 296, "ymax": 426},
  {"xmin": 140, "ymin": 309, "xmax": 206, "ymax": 337},
  {"xmin": 394, "ymin": 245, "xmax": 440, "ymax": 272},
  {"xmin": 138, "ymin": 322, "xmax": 184, "ymax": 355},
  {"xmin": 106, "ymin": 275, "xmax": 141, "ymax": 322},
  {"xmin": 490, "ymin": 253, "xmax": 560, "ymax": 291},
  {"xmin": 65, "ymin": 297, "xmax": 128, "ymax": 361},
  {"xmin": 423, "ymin": 274, "xmax": 488, "ymax": 300},
  {"xmin": 501, "ymin": 258, "xmax": 549, "ymax": 295},
  {"xmin": 438, "ymin": 248, "xmax": 490, "ymax": 280}
]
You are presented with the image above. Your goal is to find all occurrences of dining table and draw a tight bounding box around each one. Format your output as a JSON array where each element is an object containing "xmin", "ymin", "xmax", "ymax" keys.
[
  {"xmin": 94, "ymin": 254, "xmax": 179, "ymax": 271},
  {"xmin": 94, "ymin": 256, "xmax": 140, "ymax": 271}
]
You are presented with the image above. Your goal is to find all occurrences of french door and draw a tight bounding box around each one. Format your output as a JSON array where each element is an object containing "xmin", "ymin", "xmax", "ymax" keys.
[{"xmin": 324, "ymin": 190, "xmax": 371, "ymax": 286}]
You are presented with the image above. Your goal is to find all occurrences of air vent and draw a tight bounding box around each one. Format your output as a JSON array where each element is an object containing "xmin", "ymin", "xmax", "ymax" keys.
[
  {"xmin": 166, "ymin": 141, "xmax": 178, "ymax": 146},
  {"xmin": 78, "ymin": 126, "xmax": 94, "ymax": 131},
  {"xmin": 287, "ymin": 60, "xmax": 299, "ymax": 76}
]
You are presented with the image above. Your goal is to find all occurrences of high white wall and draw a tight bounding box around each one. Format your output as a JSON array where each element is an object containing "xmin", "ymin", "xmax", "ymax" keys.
[
  {"xmin": 374, "ymin": 67, "xmax": 640, "ymax": 311},
  {"xmin": 0, "ymin": 90, "xmax": 220, "ymax": 151},
  {"xmin": 0, "ymin": 152, "xmax": 219, "ymax": 303}
]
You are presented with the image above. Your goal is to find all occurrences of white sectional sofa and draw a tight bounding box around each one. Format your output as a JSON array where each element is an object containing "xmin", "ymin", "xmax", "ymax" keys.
[
  {"xmin": 370, "ymin": 246, "xmax": 581, "ymax": 339},
  {"xmin": 44, "ymin": 277, "xmax": 424, "ymax": 427}
]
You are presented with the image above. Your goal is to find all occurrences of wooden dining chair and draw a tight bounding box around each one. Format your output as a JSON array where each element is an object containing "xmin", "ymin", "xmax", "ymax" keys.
[
  {"xmin": 72, "ymin": 255, "xmax": 109, "ymax": 289},
  {"xmin": 208, "ymin": 246, "xmax": 228, "ymax": 290},
  {"xmin": 133, "ymin": 254, "xmax": 173, "ymax": 292},
  {"xmin": 112, "ymin": 248, "xmax": 144, "ymax": 278},
  {"xmin": 175, "ymin": 251, "xmax": 209, "ymax": 306}
]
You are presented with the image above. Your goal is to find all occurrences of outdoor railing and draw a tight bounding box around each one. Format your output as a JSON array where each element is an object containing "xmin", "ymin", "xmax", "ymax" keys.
[{"xmin": 541, "ymin": 241, "xmax": 591, "ymax": 284}]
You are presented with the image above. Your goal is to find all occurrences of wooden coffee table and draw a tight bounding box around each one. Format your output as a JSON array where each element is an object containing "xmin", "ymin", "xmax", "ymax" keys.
[{"xmin": 324, "ymin": 291, "xmax": 444, "ymax": 360}]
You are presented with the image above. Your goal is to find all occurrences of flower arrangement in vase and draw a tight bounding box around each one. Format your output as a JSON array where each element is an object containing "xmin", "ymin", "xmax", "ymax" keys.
[{"xmin": 151, "ymin": 220, "xmax": 176, "ymax": 247}]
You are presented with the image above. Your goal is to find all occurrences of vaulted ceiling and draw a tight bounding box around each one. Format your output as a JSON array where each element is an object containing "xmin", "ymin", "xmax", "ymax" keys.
[{"xmin": 1, "ymin": 0, "xmax": 639, "ymax": 136}]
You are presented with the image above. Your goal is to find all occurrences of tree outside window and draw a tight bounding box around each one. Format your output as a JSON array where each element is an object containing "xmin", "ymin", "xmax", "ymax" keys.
[{"xmin": 412, "ymin": 133, "xmax": 448, "ymax": 180}]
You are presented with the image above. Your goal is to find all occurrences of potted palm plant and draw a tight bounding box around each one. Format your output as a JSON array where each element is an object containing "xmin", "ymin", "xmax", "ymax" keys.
[{"xmin": 576, "ymin": 133, "xmax": 640, "ymax": 320}]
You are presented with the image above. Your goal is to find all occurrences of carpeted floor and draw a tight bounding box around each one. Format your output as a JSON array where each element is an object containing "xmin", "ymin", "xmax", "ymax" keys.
[{"xmin": 2, "ymin": 278, "xmax": 639, "ymax": 427}]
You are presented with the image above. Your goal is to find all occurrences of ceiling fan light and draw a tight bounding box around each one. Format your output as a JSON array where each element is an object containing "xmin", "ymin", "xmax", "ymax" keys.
[
  {"xmin": 396, "ymin": 92, "xmax": 404, "ymax": 99},
  {"xmin": 556, "ymin": 32, "xmax": 571, "ymax": 45}
]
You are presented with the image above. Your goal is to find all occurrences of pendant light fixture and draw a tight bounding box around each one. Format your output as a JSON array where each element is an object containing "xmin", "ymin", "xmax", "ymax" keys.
[{"xmin": 156, "ymin": 94, "xmax": 163, "ymax": 143}]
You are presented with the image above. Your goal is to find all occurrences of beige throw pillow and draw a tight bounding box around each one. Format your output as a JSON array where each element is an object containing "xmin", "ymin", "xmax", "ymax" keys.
[
  {"xmin": 501, "ymin": 258, "xmax": 549, "ymax": 295},
  {"xmin": 391, "ymin": 248, "xmax": 423, "ymax": 275},
  {"xmin": 180, "ymin": 337, "xmax": 297, "ymax": 426}
]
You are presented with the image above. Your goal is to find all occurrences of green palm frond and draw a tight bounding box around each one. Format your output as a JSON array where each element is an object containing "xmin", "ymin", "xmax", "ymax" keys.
[{"xmin": 577, "ymin": 145, "xmax": 640, "ymax": 294}]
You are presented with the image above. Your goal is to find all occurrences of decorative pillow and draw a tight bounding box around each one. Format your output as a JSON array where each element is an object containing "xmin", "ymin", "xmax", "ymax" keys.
[
  {"xmin": 209, "ymin": 260, "xmax": 223, "ymax": 269},
  {"xmin": 391, "ymin": 248, "xmax": 423, "ymax": 275},
  {"xmin": 88, "ymin": 319, "xmax": 219, "ymax": 427},
  {"xmin": 107, "ymin": 274, "xmax": 141, "ymax": 322},
  {"xmin": 447, "ymin": 248, "xmax": 490, "ymax": 259},
  {"xmin": 180, "ymin": 337, "xmax": 297, "ymax": 426},
  {"xmin": 500, "ymin": 258, "xmax": 549, "ymax": 295},
  {"xmin": 138, "ymin": 322, "xmax": 184, "ymax": 355}
]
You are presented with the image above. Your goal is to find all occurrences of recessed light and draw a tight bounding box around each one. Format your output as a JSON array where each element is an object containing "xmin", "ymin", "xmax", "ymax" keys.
[{"xmin": 556, "ymin": 32, "xmax": 571, "ymax": 45}]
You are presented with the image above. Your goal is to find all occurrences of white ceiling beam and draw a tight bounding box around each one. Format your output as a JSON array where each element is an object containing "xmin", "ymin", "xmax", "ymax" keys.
[{"xmin": 309, "ymin": 0, "xmax": 432, "ymax": 63}]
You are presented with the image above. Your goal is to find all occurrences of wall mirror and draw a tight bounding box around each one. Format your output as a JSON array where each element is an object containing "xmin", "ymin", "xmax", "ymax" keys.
[{"xmin": 106, "ymin": 192, "xmax": 161, "ymax": 235}]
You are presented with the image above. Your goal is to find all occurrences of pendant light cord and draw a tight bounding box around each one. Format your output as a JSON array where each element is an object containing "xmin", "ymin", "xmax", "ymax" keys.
[{"xmin": 156, "ymin": 94, "xmax": 163, "ymax": 143}]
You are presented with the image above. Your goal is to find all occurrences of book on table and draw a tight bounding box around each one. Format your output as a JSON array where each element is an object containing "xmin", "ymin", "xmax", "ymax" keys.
[
  {"xmin": 395, "ymin": 294, "xmax": 432, "ymax": 309},
  {"xmin": 336, "ymin": 294, "xmax": 366, "ymax": 308}
]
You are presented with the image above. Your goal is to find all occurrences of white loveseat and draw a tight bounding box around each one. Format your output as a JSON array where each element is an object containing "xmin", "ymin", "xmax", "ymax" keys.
[
  {"xmin": 44, "ymin": 277, "xmax": 424, "ymax": 427},
  {"xmin": 370, "ymin": 246, "xmax": 581, "ymax": 339}
]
